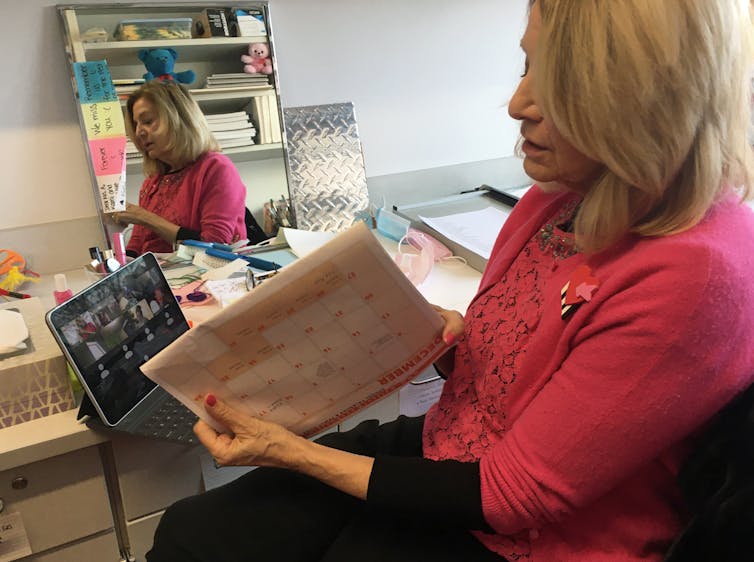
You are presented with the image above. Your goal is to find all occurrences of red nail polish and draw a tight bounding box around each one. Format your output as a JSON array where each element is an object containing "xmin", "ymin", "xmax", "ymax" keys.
[
  {"xmin": 444, "ymin": 333, "xmax": 456, "ymax": 346},
  {"xmin": 205, "ymin": 394, "xmax": 217, "ymax": 407}
]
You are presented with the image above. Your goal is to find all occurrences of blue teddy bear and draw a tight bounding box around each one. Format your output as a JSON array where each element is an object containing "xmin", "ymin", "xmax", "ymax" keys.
[{"xmin": 138, "ymin": 48, "xmax": 196, "ymax": 84}]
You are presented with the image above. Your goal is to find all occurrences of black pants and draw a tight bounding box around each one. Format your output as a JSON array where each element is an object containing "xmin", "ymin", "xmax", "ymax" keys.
[{"xmin": 147, "ymin": 415, "xmax": 506, "ymax": 562}]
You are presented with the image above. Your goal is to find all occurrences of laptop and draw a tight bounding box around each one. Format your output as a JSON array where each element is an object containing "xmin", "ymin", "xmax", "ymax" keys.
[{"xmin": 46, "ymin": 253, "xmax": 198, "ymax": 444}]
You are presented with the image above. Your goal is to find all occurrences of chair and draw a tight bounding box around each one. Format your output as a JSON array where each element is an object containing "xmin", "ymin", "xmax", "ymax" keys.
[{"xmin": 663, "ymin": 383, "xmax": 754, "ymax": 561}]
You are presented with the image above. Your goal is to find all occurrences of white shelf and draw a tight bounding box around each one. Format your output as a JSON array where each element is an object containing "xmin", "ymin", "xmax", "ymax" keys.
[
  {"xmin": 83, "ymin": 36, "xmax": 267, "ymax": 64},
  {"xmin": 126, "ymin": 143, "xmax": 283, "ymax": 171}
]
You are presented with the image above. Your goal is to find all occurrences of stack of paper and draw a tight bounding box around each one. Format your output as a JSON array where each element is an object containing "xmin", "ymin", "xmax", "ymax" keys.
[
  {"xmin": 205, "ymin": 111, "xmax": 257, "ymax": 150},
  {"xmin": 204, "ymin": 72, "xmax": 270, "ymax": 89}
]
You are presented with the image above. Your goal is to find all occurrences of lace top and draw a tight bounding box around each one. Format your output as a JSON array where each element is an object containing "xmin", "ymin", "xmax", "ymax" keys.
[{"xmin": 422, "ymin": 198, "xmax": 579, "ymax": 559}]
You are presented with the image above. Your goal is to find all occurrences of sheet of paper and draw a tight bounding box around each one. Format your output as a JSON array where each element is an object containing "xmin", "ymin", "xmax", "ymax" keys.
[
  {"xmin": 199, "ymin": 451, "xmax": 254, "ymax": 491},
  {"xmin": 142, "ymin": 224, "xmax": 446, "ymax": 437},
  {"xmin": 419, "ymin": 206, "xmax": 511, "ymax": 259},
  {"xmin": 276, "ymin": 227, "xmax": 336, "ymax": 257},
  {"xmin": 204, "ymin": 277, "xmax": 248, "ymax": 307},
  {"xmin": 399, "ymin": 376, "xmax": 445, "ymax": 417},
  {"xmin": 0, "ymin": 512, "xmax": 32, "ymax": 562}
]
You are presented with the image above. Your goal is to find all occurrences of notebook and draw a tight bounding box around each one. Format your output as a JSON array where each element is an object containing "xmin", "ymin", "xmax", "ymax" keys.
[{"xmin": 46, "ymin": 253, "xmax": 198, "ymax": 444}]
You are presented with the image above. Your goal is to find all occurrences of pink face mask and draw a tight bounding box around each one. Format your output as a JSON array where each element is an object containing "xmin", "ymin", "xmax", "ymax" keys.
[{"xmin": 393, "ymin": 228, "xmax": 454, "ymax": 286}]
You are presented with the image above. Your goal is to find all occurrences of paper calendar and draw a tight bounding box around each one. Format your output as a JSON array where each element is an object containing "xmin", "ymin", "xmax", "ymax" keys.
[{"xmin": 141, "ymin": 224, "xmax": 446, "ymax": 437}]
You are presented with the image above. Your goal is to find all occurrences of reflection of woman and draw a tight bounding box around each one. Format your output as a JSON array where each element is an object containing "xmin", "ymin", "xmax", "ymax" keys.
[
  {"xmin": 113, "ymin": 81, "xmax": 247, "ymax": 256},
  {"xmin": 148, "ymin": 2, "xmax": 754, "ymax": 561}
]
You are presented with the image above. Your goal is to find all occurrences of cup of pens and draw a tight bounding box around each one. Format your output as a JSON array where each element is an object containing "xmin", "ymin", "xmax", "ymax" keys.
[{"xmin": 263, "ymin": 195, "xmax": 292, "ymax": 236}]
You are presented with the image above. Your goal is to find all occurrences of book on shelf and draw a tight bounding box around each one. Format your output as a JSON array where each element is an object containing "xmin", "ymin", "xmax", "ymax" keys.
[
  {"xmin": 190, "ymin": 85, "xmax": 274, "ymax": 95},
  {"xmin": 268, "ymin": 94, "xmax": 282, "ymax": 143},
  {"xmin": 140, "ymin": 224, "xmax": 446, "ymax": 437},
  {"xmin": 218, "ymin": 138, "xmax": 256, "ymax": 150},
  {"xmin": 213, "ymin": 129, "xmax": 257, "ymax": 141},
  {"xmin": 251, "ymin": 96, "xmax": 273, "ymax": 144},
  {"xmin": 204, "ymin": 111, "xmax": 249, "ymax": 122},
  {"xmin": 207, "ymin": 119, "xmax": 254, "ymax": 132}
]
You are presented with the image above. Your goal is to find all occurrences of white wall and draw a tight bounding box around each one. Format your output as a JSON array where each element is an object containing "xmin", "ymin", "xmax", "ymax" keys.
[{"xmin": 0, "ymin": 0, "xmax": 527, "ymax": 234}]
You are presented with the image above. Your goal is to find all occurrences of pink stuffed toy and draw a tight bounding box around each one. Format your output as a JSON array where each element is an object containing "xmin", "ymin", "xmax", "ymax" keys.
[{"xmin": 241, "ymin": 42, "xmax": 273, "ymax": 75}]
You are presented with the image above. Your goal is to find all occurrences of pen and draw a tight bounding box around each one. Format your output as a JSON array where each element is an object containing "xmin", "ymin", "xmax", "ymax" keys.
[
  {"xmin": 0, "ymin": 288, "xmax": 31, "ymax": 299},
  {"xmin": 181, "ymin": 240, "xmax": 234, "ymax": 252},
  {"xmin": 205, "ymin": 248, "xmax": 281, "ymax": 271}
]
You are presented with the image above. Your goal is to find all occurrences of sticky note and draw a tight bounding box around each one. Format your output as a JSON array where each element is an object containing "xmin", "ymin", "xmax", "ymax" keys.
[
  {"xmin": 74, "ymin": 61, "xmax": 118, "ymax": 103},
  {"xmin": 96, "ymin": 173, "xmax": 127, "ymax": 213},
  {"xmin": 81, "ymin": 100, "xmax": 126, "ymax": 139},
  {"xmin": 88, "ymin": 137, "xmax": 126, "ymax": 176}
]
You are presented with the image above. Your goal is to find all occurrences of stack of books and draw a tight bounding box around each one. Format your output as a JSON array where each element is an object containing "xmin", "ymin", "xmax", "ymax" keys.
[
  {"xmin": 251, "ymin": 93, "xmax": 282, "ymax": 144},
  {"xmin": 206, "ymin": 111, "xmax": 257, "ymax": 150},
  {"xmin": 203, "ymin": 73, "xmax": 270, "ymax": 90},
  {"xmin": 114, "ymin": 78, "xmax": 145, "ymax": 100}
]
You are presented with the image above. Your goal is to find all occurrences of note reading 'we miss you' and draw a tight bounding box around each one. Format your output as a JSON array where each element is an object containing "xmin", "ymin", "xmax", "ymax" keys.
[{"xmin": 73, "ymin": 60, "xmax": 127, "ymax": 212}]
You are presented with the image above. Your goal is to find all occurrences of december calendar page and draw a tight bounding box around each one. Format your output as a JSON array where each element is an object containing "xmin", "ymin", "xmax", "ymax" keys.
[{"xmin": 141, "ymin": 223, "xmax": 446, "ymax": 437}]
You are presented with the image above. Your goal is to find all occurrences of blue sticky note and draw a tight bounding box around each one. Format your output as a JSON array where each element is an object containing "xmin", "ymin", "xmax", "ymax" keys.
[{"xmin": 74, "ymin": 61, "xmax": 118, "ymax": 104}]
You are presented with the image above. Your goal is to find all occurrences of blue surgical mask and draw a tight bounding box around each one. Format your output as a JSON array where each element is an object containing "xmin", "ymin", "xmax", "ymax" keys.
[{"xmin": 375, "ymin": 207, "xmax": 410, "ymax": 242}]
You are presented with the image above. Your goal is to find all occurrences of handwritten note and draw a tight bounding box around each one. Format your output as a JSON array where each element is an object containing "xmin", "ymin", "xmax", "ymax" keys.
[
  {"xmin": 88, "ymin": 137, "xmax": 126, "ymax": 176},
  {"xmin": 74, "ymin": 61, "xmax": 118, "ymax": 103},
  {"xmin": 96, "ymin": 173, "xmax": 127, "ymax": 213},
  {"xmin": 82, "ymin": 100, "xmax": 126, "ymax": 138}
]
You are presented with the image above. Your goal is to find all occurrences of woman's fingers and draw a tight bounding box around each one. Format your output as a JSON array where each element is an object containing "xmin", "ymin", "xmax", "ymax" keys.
[{"xmin": 431, "ymin": 305, "xmax": 465, "ymax": 346}]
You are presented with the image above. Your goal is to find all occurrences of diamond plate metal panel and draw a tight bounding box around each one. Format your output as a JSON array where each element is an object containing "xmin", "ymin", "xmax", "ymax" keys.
[{"xmin": 283, "ymin": 103, "xmax": 369, "ymax": 232}]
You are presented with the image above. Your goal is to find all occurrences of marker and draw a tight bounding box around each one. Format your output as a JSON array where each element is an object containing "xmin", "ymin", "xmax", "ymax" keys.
[
  {"xmin": 0, "ymin": 288, "xmax": 31, "ymax": 299},
  {"xmin": 205, "ymin": 248, "xmax": 281, "ymax": 271},
  {"xmin": 182, "ymin": 239, "xmax": 234, "ymax": 252}
]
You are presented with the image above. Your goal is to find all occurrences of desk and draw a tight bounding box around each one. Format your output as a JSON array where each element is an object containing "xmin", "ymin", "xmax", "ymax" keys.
[{"xmin": 0, "ymin": 231, "xmax": 482, "ymax": 561}]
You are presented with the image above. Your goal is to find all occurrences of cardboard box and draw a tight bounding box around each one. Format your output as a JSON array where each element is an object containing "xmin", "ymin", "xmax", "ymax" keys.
[{"xmin": 0, "ymin": 298, "xmax": 74, "ymax": 428}]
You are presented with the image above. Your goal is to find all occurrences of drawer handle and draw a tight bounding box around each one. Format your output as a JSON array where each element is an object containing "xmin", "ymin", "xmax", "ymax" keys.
[{"xmin": 11, "ymin": 477, "xmax": 28, "ymax": 490}]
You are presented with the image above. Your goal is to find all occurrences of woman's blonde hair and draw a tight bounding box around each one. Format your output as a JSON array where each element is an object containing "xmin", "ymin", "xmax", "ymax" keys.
[
  {"xmin": 533, "ymin": 0, "xmax": 754, "ymax": 252},
  {"xmin": 125, "ymin": 81, "xmax": 219, "ymax": 176}
]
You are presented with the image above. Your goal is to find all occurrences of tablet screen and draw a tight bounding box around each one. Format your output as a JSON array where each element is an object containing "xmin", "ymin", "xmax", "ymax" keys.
[{"xmin": 47, "ymin": 253, "xmax": 189, "ymax": 425}]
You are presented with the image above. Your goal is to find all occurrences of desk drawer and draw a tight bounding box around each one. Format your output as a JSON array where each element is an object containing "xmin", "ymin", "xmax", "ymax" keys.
[
  {"xmin": 111, "ymin": 434, "xmax": 203, "ymax": 520},
  {"xmin": 24, "ymin": 530, "xmax": 120, "ymax": 562},
  {"xmin": 0, "ymin": 446, "xmax": 113, "ymax": 554}
]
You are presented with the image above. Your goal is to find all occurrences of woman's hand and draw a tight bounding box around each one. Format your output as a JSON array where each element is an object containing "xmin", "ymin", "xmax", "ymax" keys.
[
  {"xmin": 432, "ymin": 305, "xmax": 464, "ymax": 378},
  {"xmin": 194, "ymin": 395, "xmax": 303, "ymax": 469},
  {"xmin": 110, "ymin": 202, "xmax": 152, "ymax": 227},
  {"xmin": 109, "ymin": 202, "xmax": 180, "ymax": 245},
  {"xmin": 432, "ymin": 305, "xmax": 465, "ymax": 346},
  {"xmin": 194, "ymin": 395, "xmax": 375, "ymax": 499}
]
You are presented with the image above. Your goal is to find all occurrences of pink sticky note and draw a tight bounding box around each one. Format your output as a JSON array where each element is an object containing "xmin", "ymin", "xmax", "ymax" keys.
[{"xmin": 88, "ymin": 136, "xmax": 126, "ymax": 176}]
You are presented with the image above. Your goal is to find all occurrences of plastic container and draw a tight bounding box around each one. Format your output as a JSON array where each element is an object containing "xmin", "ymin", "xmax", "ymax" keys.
[{"xmin": 114, "ymin": 18, "xmax": 193, "ymax": 41}]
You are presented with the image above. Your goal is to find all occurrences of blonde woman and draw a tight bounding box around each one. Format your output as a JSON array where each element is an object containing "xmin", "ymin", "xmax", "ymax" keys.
[
  {"xmin": 148, "ymin": 1, "xmax": 754, "ymax": 561},
  {"xmin": 113, "ymin": 81, "xmax": 247, "ymax": 256}
]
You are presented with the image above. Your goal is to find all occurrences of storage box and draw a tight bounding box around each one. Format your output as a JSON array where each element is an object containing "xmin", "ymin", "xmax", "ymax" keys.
[
  {"xmin": 114, "ymin": 18, "xmax": 193, "ymax": 41},
  {"xmin": 231, "ymin": 8, "xmax": 267, "ymax": 37},
  {"xmin": 0, "ymin": 298, "xmax": 74, "ymax": 428}
]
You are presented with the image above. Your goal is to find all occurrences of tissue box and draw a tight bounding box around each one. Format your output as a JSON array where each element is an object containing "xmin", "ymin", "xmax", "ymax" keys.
[{"xmin": 0, "ymin": 298, "xmax": 74, "ymax": 428}]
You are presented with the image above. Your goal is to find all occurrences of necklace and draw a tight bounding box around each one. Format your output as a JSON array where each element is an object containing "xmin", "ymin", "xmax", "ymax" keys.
[{"xmin": 537, "ymin": 199, "xmax": 580, "ymax": 259}]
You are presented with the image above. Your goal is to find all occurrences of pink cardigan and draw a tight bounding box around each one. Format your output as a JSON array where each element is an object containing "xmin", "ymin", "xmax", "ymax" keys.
[
  {"xmin": 127, "ymin": 152, "xmax": 247, "ymax": 255},
  {"xmin": 424, "ymin": 186, "xmax": 754, "ymax": 560}
]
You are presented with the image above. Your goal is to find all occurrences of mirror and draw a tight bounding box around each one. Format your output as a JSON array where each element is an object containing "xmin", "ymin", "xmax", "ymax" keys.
[{"xmin": 58, "ymin": 2, "xmax": 289, "ymax": 246}]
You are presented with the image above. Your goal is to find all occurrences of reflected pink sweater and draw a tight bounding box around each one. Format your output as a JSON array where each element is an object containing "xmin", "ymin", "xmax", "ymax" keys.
[
  {"xmin": 127, "ymin": 152, "xmax": 247, "ymax": 255},
  {"xmin": 423, "ymin": 187, "xmax": 754, "ymax": 560}
]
